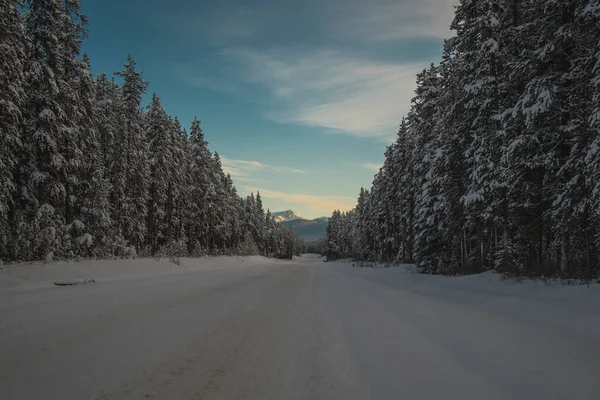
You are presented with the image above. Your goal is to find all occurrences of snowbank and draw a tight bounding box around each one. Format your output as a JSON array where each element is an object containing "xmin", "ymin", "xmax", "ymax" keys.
[
  {"xmin": 0, "ymin": 256, "xmax": 279, "ymax": 292},
  {"xmin": 341, "ymin": 262, "xmax": 600, "ymax": 337}
]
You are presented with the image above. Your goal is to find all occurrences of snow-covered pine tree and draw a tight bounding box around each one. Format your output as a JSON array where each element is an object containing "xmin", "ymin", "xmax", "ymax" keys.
[
  {"xmin": 254, "ymin": 191, "xmax": 266, "ymax": 253},
  {"xmin": 73, "ymin": 53, "xmax": 113, "ymax": 257},
  {"xmin": 371, "ymin": 144, "xmax": 412, "ymax": 264},
  {"xmin": 324, "ymin": 210, "xmax": 344, "ymax": 260},
  {"xmin": 428, "ymin": 40, "xmax": 469, "ymax": 274},
  {"xmin": 378, "ymin": 125, "xmax": 417, "ymax": 265},
  {"xmin": 344, "ymin": 210, "xmax": 358, "ymax": 259},
  {"xmin": 145, "ymin": 93, "xmax": 174, "ymax": 254},
  {"xmin": 58, "ymin": 0, "xmax": 88, "ymax": 235},
  {"xmin": 547, "ymin": 0, "xmax": 599, "ymax": 277},
  {"xmin": 451, "ymin": 0, "xmax": 507, "ymax": 272},
  {"xmin": 212, "ymin": 170, "xmax": 233, "ymax": 252},
  {"xmin": 391, "ymin": 119, "xmax": 417, "ymax": 263},
  {"xmin": 113, "ymin": 54, "xmax": 149, "ymax": 252},
  {"xmin": 354, "ymin": 187, "xmax": 373, "ymax": 261},
  {"xmin": 170, "ymin": 117, "xmax": 190, "ymax": 247},
  {"xmin": 208, "ymin": 152, "xmax": 230, "ymax": 252},
  {"xmin": 406, "ymin": 65, "xmax": 446, "ymax": 273},
  {"xmin": 0, "ymin": 0, "xmax": 26, "ymax": 260},
  {"xmin": 95, "ymin": 73, "xmax": 120, "ymax": 177},
  {"xmin": 188, "ymin": 117, "xmax": 212, "ymax": 253},
  {"xmin": 493, "ymin": 0, "xmax": 544, "ymax": 275},
  {"xmin": 237, "ymin": 194, "xmax": 259, "ymax": 256},
  {"xmin": 224, "ymin": 174, "xmax": 242, "ymax": 250},
  {"xmin": 379, "ymin": 148, "xmax": 399, "ymax": 261},
  {"xmin": 587, "ymin": 2, "xmax": 600, "ymax": 276},
  {"xmin": 243, "ymin": 193, "xmax": 258, "ymax": 254},
  {"xmin": 264, "ymin": 209, "xmax": 274, "ymax": 256},
  {"xmin": 19, "ymin": 0, "xmax": 88, "ymax": 259},
  {"xmin": 506, "ymin": 0, "xmax": 596, "ymax": 276}
]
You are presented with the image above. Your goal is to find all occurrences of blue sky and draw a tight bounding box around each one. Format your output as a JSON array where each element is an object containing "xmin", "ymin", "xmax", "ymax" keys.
[{"xmin": 82, "ymin": 0, "xmax": 457, "ymax": 219}]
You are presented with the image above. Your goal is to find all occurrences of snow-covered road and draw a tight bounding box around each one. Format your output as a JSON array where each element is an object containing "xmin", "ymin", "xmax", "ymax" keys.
[{"xmin": 1, "ymin": 255, "xmax": 599, "ymax": 399}]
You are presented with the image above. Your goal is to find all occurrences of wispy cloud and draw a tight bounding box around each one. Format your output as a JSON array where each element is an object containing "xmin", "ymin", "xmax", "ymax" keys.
[
  {"xmin": 337, "ymin": 0, "xmax": 457, "ymax": 42},
  {"xmin": 231, "ymin": 176, "xmax": 268, "ymax": 184},
  {"xmin": 165, "ymin": 0, "xmax": 458, "ymax": 140},
  {"xmin": 157, "ymin": 4, "xmax": 266, "ymax": 47},
  {"xmin": 361, "ymin": 163, "xmax": 382, "ymax": 172},
  {"xmin": 223, "ymin": 48, "xmax": 423, "ymax": 139},
  {"xmin": 221, "ymin": 156, "xmax": 307, "ymax": 179},
  {"xmin": 242, "ymin": 186, "xmax": 356, "ymax": 215}
]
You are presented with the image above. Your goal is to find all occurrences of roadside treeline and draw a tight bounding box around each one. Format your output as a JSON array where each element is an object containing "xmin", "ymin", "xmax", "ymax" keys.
[
  {"xmin": 0, "ymin": 0, "xmax": 302, "ymax": 261},
  {"xmin": 324, "ymin": 0, "xmax": 600, "ymax": 278}
]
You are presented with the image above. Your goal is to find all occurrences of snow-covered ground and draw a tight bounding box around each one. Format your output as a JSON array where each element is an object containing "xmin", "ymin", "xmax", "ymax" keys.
[
  {"xmin": 349, "ymin": 263, "xmax": 600, "ymax": 337},
  {"xmin": 1, "ymin": 255, "xmax": 599, "ymax": 399},
  {"xmin": 0, "ymin": 255, "xmax": 278, "ymax": 293}
]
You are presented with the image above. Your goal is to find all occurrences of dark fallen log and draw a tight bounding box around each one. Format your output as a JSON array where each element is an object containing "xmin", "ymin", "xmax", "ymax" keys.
[{"xmin": 53, "ymin": 278, "xmax": 96, "ymax": 286}]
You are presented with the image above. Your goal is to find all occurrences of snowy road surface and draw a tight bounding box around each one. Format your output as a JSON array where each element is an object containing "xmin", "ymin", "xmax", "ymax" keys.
[{"xmin": 1, "ymin": 255, "xmax": 599, "ymax": 400}]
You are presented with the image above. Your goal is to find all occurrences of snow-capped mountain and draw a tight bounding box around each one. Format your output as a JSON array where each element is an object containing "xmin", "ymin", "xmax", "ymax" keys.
[
  {"xmin": 272, "ymin": 210, "xmax": 300, "ymax": 223},
  {"xmin": 273, "ymin": 211, "xmax": 329, "ymax": 242}
]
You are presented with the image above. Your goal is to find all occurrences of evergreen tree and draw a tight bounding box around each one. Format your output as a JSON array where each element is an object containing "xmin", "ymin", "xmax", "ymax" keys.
[
  {"xmin": 429, "ymin": 42, "xmax": 469, "ymax": 273},
  {"xmin": 452, "ymin": 0, "xmax": 507, "ymax": 272},
  {"xmin": 392, "ymin": 119, "xmax": 417, "ymax": 263},
  {"xmin": 547, "ymin": 0, "xmax": 599, "ymax": 277},
  {"xmin": 188, "ymin": 117, "xmax": 212, "ymax": 253},
  {"xmin": 170, "ymin": 117, "xmax": 190, "ymax": 246},
  {"xmin": 145, "ymin": 94, "xmax": 175, "ymax": 253},
  {"xmin": 208, "ymin": 152, "xmax": 229, "ymax": 253},
  {"xmin": 113, "ymin": 54, "xmax": 149, "ymax": 251},
  {"xmin": 588, "ymin": 3, "xmax": 600, "ymax": 275},
  {"xmin": 74, "ymin": 54, "xmax": 113, "ymax": 257},
  {"xmin": 18, "ymin": 0, "xmax": 88, "ymax": 259},
  {"xmin": 0, "ymin": 0, "xmax": 26, "ymax": 259},
  {"xmin": 408, "ymin": 65, "xmax": 446, "ymax": 272},
  {"xmin": 95, "ymin": 73, "xmax": 120, "ymax": 175}
]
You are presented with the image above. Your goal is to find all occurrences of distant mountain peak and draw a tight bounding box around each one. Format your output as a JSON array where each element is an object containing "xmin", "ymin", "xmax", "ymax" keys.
[
  {"xmin": 272, "ymin": 210, "xmax": 300, "ymax": 223},
  {"xmin": 273, "ymin": 212, "xmax": 329, "ymax": 242}
]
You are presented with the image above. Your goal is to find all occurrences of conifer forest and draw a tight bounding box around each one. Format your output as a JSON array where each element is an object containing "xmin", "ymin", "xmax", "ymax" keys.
[
  {"xmin": 323, "ymin": 0, "xmax": 600, "ymax": 279},
  {"xmin": 0, "ymin": 0, "xmax": 302, "ymax": 262}
]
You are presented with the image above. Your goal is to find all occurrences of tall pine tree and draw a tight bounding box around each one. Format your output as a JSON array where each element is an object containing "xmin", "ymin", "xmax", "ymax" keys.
[
  {"xmin": 0, "ymin": 0, "xmax": 26, "ymax": 259},
  {"xmin": 113, "ymin": 54, "xmax": 149, "ymax": 252}
]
